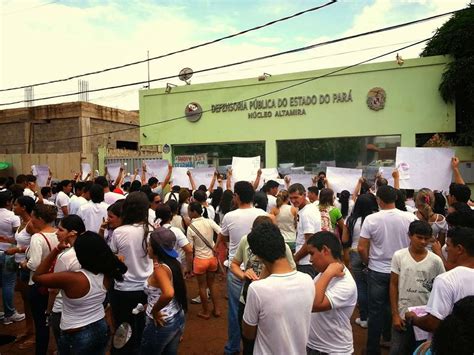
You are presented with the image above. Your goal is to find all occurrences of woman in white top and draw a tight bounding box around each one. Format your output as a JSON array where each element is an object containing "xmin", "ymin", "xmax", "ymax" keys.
[
  {"xmin": 345, "ymin": 193, "xmax": 378, "ymax": 328},
  {"xmin": 414, "ymin": 188, "xmax": 448, "ymax": 249},
  {"xmin": 141, "ymin": 227, "xmax": 187, "ymax": 354},
  {"xmin": 109, "ymin": 191, "xmax": 152, "ymax": 355},
  {"xmin": 20, "ymin": 203, "xmax": 58, "ymax": 355},
  {"xmin": 55, "ymin": 180, "xmax": 73, "ymax": 222},
  {"xmin": 5, "ymin": 196, "xmax": 35, "ymax": 346},
  {"xmin": 270, "ymin": 190, "xmax": 297, "ymax": 251},
  {"xmin": 187, "ymin": 202, "xmax": 222, "ymax": 319},
  {"xmin": 33, "ymin": 231, "xmax": 127, "ymax": 355}
]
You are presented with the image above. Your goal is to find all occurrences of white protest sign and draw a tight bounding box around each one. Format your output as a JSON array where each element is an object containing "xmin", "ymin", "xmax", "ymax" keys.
[
  {"xmin": 378, "ymin": 166, "xmax": 395, "ymax": 187},
  {"xmin": 395, "ymin": 147, "xmax": 454, "ymax": 191},
  {"xmin": 171, "ymin": 167, "xmax": 192, "ymax": 189},
  {"xmin": 106, "ymin": 162, "xmax": 122, "ymax": 181},
  {"xmin": 33, "ymin": 165, "xmax": 50, "ymax": 187},
  {"xmin": 326, "ymin": 167, "xmax": 363, "ymax": 194},
  {"xmin": 231, "ymin": 156, "xmax": 260, "ymax": 183},
  {"xmin": 287, "ymin": 174, "xmax": 313, "ymax": 189},
  {"xmin": 81, "ymin": 163, "xmax": 91, "ymax": 180},
  {"xmin": 408, "ymin": 306, "xmax": 429, "ymax": 341},
  {"xmin": 191, "ymin": 168, "xmax": 215, "ymax": 188},
  {"xmin": 145, "ymin": 160, "xmax": 169, "ymax": 182}
]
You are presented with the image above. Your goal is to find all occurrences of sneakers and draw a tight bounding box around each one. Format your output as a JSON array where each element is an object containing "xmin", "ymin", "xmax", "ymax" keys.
[
  {"xmin": 3, "ymin": 311, "xmax": 25, "ymax": 325},
  {"xmin": 190, "ymin": 289, "xmax": 211, "ymax": 304},
  {"xmin": 355, "ymin": 317, "xmax": 368, "ymax": 328}
]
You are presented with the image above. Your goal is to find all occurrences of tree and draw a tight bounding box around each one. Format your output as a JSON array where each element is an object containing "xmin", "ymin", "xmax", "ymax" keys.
[{"xmin": 421, "ymin": 5, "xmax": 474, "ymax": 145}]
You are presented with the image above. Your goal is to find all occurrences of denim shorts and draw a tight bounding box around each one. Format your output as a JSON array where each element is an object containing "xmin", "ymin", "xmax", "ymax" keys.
[
  {"xmin": 59, "ymin": 318, "xmax": 109, "ymax": 355},
  {"xmin": 140, "ymin": 310, "xmax": 185, "ymax": 355}
]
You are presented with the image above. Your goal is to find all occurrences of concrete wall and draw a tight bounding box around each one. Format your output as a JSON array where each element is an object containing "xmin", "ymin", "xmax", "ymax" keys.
[
  {"xmin": 32, "ymin": 118, "xmax": 81, "ymax": 153},
  {"xmin": 139, "ymin": 56, "xmax": 456, "ymax": 167},
  {"xmin": 90, "ymin": 118, "xmax": 139, "ymax": 153}
]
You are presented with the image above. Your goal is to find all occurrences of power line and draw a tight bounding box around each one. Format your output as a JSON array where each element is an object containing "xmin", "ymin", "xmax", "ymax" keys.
[
  {"xmin": 0, "ymin": 8, "xmax": 460, "ymax": 107},
  {"xmin": 1, "ymin": 1, "xmax": 58, "ymax": 16},
  {"xmin": 1, "ymin": 37, "xmax": 431, "ymax": 148},
  {"xmin": 0, "ymin": 0, "xmax": 337, "ymax": 92}
]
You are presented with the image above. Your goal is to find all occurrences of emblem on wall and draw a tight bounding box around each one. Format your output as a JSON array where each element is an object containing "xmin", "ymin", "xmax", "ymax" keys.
[
  {"xmin": 162, "ymin": 144, "xmax": 171, "ymax": 154},
  {"xmin": 366, "ymin": 87, "xmax": 386, "ymax": 111},
  {"xmin": 185, "ymin": 102, "xmax": 203, "ymax": 122}
]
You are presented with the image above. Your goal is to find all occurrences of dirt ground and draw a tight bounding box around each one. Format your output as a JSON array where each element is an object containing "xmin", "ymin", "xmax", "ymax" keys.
[{"xmin": 0, "ymin": 273, "xmax": 388, "ymax": 354}]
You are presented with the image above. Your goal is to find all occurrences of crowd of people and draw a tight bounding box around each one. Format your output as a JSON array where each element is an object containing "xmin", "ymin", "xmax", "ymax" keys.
[{"xmin": 0, "ymin": 157, "xmax": 473, "ymax": 355}]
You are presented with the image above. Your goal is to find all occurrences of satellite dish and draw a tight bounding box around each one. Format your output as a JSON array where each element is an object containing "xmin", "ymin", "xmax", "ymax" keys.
[{"xmin": 178, "ymin": 67, "xmax": 193, "ymax": 85}]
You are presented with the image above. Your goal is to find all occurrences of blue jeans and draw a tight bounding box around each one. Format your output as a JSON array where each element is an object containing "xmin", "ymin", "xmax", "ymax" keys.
[
  {"xmin": 225, "ymin": 271, "xmax": 243, "ymax": 354},
  {"xmin": 58, "ymin": 318, "xmax": 109, "ymax": 355},
  {"xmin": 367, "ymin": 269, "xmax": 392, "ymax": 355},
  {"xmin": 1, "ymin": 255, "xmax": 17, "ymax": 317},
  {"xmin": 350, "ymin": 251, "xmax": 368, "ymax": 320},
  {"xmin": 140, "ymin": 310, "xmax": 185, "ymax": 355}
]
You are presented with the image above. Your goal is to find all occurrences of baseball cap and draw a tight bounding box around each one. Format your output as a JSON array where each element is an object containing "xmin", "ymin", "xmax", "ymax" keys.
[{"xmin": 150, "ymin": 227, "xmax": 178, "ymax": 259}]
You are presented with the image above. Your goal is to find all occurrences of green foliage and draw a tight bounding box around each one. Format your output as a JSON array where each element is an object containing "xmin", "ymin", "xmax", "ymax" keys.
[{"xmin": 421, "ymin": 5, "xmax": 474, "ymax": 145}]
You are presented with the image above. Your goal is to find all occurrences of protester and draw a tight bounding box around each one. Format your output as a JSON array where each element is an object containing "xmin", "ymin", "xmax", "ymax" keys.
[
  {"xmin": 109, "ymin": 191, "xmax": 152, "ymax": 355},
  {"xmin": 77, "ymin": 183, "xmax": 109, "ymax": 233},
  {"xmin": 55, "ymin": 180, "xmax": 73, "ymax": 222},
  {"xmin": 263, "ymin": 180, "xmax": 279, "ymax": 212},
  {"xmin": 405, "ymin": 226, "xmax": 474, "ymax": 333},
  {"xmin": 140, "ymin": 227, "xmax": 187, "ymax": 354},
  {"xmin": 242, "ymin": 222, "xmax": 314, "ymax": 355},
  {"xmin": 389, "ymin": 220, "xmax": 445, "ymax": 354},
  {"xmin": 318, "ymin": 188, "xmax": 347, "ymax": 237},
  {"xmin": 33, "ymin": 231, "xmax": 127, "ymax": 355},
  {"xmin": 147, "ymin": 192, "xmax": 161, "ymax": 227},
  {"xmin": 270, "ymin": 190, "xmax": 297, "ymax": 251},
  {"xmin": 358, "ymin": 185, "xmax": 417, "ymax": 355},
  {"xmin": 99, "ymin": 200, "xmax": 124, "ymax": 246},
  {"xmin": 187, "ymin": 202, "xmax": 222, "ymax": 319},
  {"xmin": 307, "ymin": 186, "xmax": 319, "ymax": 205},
  {"xmin": 307, "ymin": 231, "xmax": 357, "ymax": 355},
  {"xmin": 4, "ymin": 196, "xmax": 35, "ymax": 347},
  {"xmin": 345, "ymin": 193, "xmax": 378, "ymax": 328},
  {"xmin": 95, "ymin": 176, "xmax": 125, "ymax": 205},
  {"xmin": 21, "ymin": 204, "xmax": 58, "ymax": 355},
  {"xmin": 290, "ymin": 183, "xmax": 321, "ymax": 278},
  {"xmin": 335, "ymin": 189, "xmax": 354, "ymax": 220},
  {"xmin": 215, "ymin": 181, "xmax": 267, "ymax": 355},
  {"xmin": 68, "ymin": 181, "xmax": 88, "ymax": 215}
]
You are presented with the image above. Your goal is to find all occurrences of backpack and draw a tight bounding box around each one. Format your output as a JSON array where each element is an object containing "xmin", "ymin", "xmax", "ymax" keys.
[{"xmin": 319, "ymin": 206, "xmax": 334, "ymax": 232}]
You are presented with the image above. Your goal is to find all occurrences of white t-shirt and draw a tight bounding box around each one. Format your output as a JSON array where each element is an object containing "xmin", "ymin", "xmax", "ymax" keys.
[
  {"xmin": 204, "ymin": 205, "xmax": 215, "ymax": 221},
  {"xmin": 148, "ymin": 209, "xmax": 156, "ymax": 228},
  {"xmin": 0, "ymin": 208, "xmax": 20, "ymax": 250},
  {"xmin": 69, "ymin": 196, "xmax": 88, "ymax": 215},
  {"xmin": 180, "ymin": 203, "xmax": 189, "ymax": 219},
  {"xmin": 110, "ymin": 224, "xmax": 152, "ymax": 291},
  {"xmin": 295, "ymin": 203, "xmax": 321, "ymax": 265},
  {"xmin": 23, "ymin": 188, "xmax": 39, "ymax": 203},
  {"xmin": 360, "ymin": 208, "xmax": 417, "ymax": 273},
  {"xmin": 308, "ymin": 267, "xmax": 357, "ymax": 354},
  {"xmin": 391, "ymin": 248, "xmax": 445, "ymax": 317},
  {"xmin": 78, "ymin": 201, "xmax": 109, "ymax": 233},
  {"xmin": 104, "ymin": 191, "xmax": 125, "ymax": 206},
  {"xmin": 266, "ymin": 194, "xmax": 277, "ymax": 213},
  {"xmin": 350, "ymin": 217, "xmax": 363, "ymax": 250},
  {"xmin": 52, "ymin": 247, "xmax": 81, "ymax": 313},
  {"xmin": 162, "ymin": 223, "xmax": 190, "ymax": 264},
  {"xmin": 243, "ymin": 271, "xmax": 315, "ymax": 355},
  {"xmin": 55, "ymin": 191, "xmax": 70, "ymax": 219},
  {"xmin": 426, "ymin": 266, "xmax": 474, "ymax": 321},
  {"xmin": 26, "ymin": 232, "xmax": 59, "ymax": 285},
  {"xmin": 221, "ymin": 207, "xmax": 267, "ymax": 263}
]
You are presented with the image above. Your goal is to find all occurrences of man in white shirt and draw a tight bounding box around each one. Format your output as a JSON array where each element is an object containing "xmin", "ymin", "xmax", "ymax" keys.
[
  {"xmin": 307, "ymin": 231, "xmax": 357, "ymax": 354},
  {"xmin": 307, "ymin": 186, "xmax": 319, "ymax": 205},
  {"xmin": 68, "ymin": 181, "xmax": 89, "ymax": 215},
  {"xmin": 264, "ymin": 180, "xmax": 279, "ymax": 213},
  {"xmin": 290, "ymin": 183, "xmax": 321, "ymax": 278},
  {"xmin": 242, "ymin": 222, "xmax": 314, "ymax": 355},
  {"xmin": 95, "ymin": 176, "xmax": 125, "ymax": 205},
  {"xmin": 217, "ymin": 181, "xmax": 267, "ymax": 355},
  {"xmin": 77, "ymin": 184, "xmax": 108, "ymax": 233},
  {"xmin": 406, "ymin": 226, "xmax": 474, "ymax": 332},
  {"xmin": 358, "ymin": 185, "xmax": 417, "ymax": 355}
]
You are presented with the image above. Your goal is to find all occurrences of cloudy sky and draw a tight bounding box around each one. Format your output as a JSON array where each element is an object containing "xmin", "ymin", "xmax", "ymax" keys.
[{"xmin": 0, "ymin": 0, "xmax": 468, "ymax": 110}]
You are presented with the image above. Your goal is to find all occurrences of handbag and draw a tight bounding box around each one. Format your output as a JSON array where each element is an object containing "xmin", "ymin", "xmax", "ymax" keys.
[{"xmin": 188, "ymin": 223, "xmax": 226, "ymax": 275}]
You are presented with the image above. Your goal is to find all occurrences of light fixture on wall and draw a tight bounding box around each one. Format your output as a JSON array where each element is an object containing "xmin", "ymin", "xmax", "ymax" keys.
[
  {"xmin": 258, "ymin": 73, "xmax": 272, "ymax": 81},
  {"xmin": 165, "ymin": 83, "xmax": 177, "ymax": 94},
  {"xmin": 396, "ymin": 53, "xmax": 404, "ymax": 66}
]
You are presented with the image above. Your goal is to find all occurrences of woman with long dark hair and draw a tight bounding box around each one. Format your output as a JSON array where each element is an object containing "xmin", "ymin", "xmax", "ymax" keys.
[
  {"xmin": 109, "ymin": 191, "xmax": 152, "ymax": 355},
  {"xmin": 33, "ymin": 231, "xmax": 127, "ymax": 355},
  {"xmin": 345, "ymin": 193, "xmax": 378, "ymax": 328},
  {"xmin": 141, "ymin": 227, "xmax": 187, "ymax": 354}
]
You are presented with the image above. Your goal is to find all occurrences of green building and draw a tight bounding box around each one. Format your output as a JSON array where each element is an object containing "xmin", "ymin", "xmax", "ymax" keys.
[{"xmin": 139, "ymin": 55, "xmax": 455, "ymax": 172}]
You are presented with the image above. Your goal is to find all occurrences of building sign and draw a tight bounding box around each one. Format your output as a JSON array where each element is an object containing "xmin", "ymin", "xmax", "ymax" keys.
[
  {"xmin": 367, "ymin": 87, "xmax": 386, "ymax": 111},
  {"xmin": 185, "ymin": 102, "xmax": 203, "ymax": 122},
  {"xmin": 210, "ymin": 90, "xmax": 353, "ymax": 119},
  {"xmin": 174, "ymin": 153, "xmax": 208, "ymax": 168}
]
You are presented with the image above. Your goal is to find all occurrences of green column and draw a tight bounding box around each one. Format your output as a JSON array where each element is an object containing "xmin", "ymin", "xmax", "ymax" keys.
[{"xmin": 265, "ymin": 139, "xmax": 277, "ymax": 168}]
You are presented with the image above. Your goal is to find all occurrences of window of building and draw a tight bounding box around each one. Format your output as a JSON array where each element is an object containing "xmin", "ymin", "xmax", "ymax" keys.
[
  {"xmin": 116, "ymin": 140, "xmax": 138, "ymax": 150},
  {"xmin": 277, "ymin": 135, "xmax": 401, "ymax": 174}
]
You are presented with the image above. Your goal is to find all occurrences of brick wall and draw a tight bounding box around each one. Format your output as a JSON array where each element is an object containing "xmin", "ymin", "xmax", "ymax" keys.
[
  {"xmin": 0, "ymin": 122, "xmax": 26, "ymax": 154},
  {"xmin": 32, "ymin": 118, "xmax": 81, "ymax": 153},
  {"xmin": 90, "ymin": 118, "xmax": 139, "ymax": 153}
]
